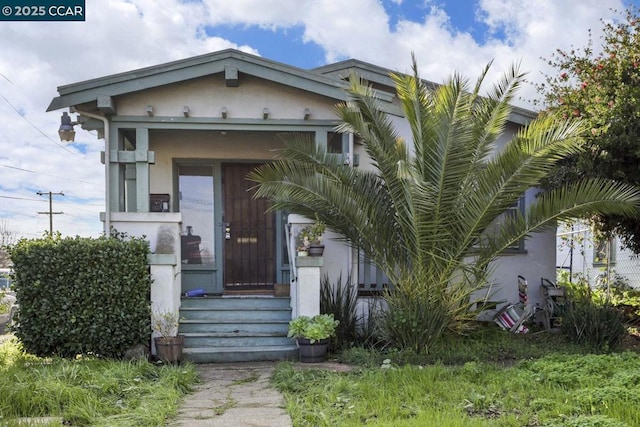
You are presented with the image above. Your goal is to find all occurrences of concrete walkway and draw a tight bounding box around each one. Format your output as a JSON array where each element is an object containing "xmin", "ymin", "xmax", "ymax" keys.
[
  {"xmin": 169, "ymin": 362, "xmax": 292, "ymax": 427},
  {"xmin": 169, "ymin": 361, "xmax": 353, "ymax": 427}
]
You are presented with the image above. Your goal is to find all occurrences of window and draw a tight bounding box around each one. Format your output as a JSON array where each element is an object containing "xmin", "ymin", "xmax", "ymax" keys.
[
  {"xmin": 504, "ymin": 197, "xmax": 525, "ymax": 251},
  {"xmin": 593, "ymin": 237, "xmax": 615, "ymax": 266},
  {"xmin": 327, "ymin": 132, "xmax": 344, "ymax": 153},
  {"xmin": 357, "ymin": 251, "xmax": 391, "ymax": 294},
  {"xmin": 473, "ymin": 196, "xmax": 526, "ymax": 252},
  {"xmin": 178, "ymin": 165, "xmax": 215, "ymax": 265}
]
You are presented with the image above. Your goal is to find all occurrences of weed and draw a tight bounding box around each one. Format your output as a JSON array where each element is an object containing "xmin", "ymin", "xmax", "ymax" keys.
[
  {"xmin": 231, "ymin": 372, "xmax": 259, "ymax": 385},
  {"xmin": 0, "ymin": 339, "xmax": 198, "ymax": 426},
  {"xmin": 276, "ymin": 332, "xmax": 640, "ymax": 426},
  {"xmin": 212, "ymin": 392, "xmax": 236, "ymax": 416}
]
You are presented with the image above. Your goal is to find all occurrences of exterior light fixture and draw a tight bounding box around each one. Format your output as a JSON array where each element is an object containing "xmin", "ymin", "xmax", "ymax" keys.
[{"xmin": 58, "ymin": 111, "xmax": 76, "ymax": 142}]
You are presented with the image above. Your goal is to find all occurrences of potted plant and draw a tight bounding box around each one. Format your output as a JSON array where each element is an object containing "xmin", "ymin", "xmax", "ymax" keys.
[
  {"xmin": 296, "ymin": 233, "xmax": 309, "ymax": 257},
  {"xmin": 288, "ymin": 313, "xmax": 339, "ymax": 362},
  {"xmin": 152, "ymin": 308, "xmax": 184, "ymax": 363},
  {"xmin": 298, "ymin": 217, "xmax": 326, "ymax": 257}
]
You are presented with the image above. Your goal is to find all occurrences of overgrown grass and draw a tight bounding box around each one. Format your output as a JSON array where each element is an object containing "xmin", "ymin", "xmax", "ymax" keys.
[
  {"xmin": 0, "ymin": 338, "xmax": 198, "ymax": 426},
  {"xmin": 338, "ymin": 324, "xmax": 588, "ymax": 367},
  {"xmin": 274, "ymin": 328, "xmax": 640, "ymax": 426}
]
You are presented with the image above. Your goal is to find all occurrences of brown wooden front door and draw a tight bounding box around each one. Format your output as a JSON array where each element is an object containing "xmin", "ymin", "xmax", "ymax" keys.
[{"xmin": 222, "ymin": 163, "xmax": 276, "ymax": 291}]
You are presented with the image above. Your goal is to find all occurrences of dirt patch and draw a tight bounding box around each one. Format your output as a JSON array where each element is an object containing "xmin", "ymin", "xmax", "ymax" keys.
[
  {"xmin": 622, "ymin": 328, "xmax": 640, "ymax": 352},
  {"xmin": 293, "ymin": 361, "xmax": 354, "ymax": 373}
]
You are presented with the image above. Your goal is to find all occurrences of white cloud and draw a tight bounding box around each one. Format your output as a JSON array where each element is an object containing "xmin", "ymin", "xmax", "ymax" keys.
[{"xmin": 0, "ymin": 0, "xmax": 632, "ymax": 239}]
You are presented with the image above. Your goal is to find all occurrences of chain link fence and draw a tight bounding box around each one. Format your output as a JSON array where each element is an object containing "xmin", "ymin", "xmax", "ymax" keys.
[{"xmin": 557, "ymin": 223, "xmax": 640, "ymax": 290}]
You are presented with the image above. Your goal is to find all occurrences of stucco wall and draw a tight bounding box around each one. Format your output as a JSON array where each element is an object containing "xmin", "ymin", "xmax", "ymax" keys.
[
  {"xmin": 116, "ymin": 73, "xmax": 338, "ymax": 120},
  {"xmin": 148, "ymin": 130, "xmax": 287, "ymax": 194}
]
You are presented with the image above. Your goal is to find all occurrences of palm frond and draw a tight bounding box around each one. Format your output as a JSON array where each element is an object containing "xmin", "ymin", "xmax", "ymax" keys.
[{"xmin": 251, "ymin": 58, "xmax": 640, "ymax": 350}]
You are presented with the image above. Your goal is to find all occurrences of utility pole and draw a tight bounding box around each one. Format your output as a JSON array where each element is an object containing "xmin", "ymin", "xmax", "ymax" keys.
[{"xmin": 37, "ymin": 191, "xmax": 64, "ymax": 234}]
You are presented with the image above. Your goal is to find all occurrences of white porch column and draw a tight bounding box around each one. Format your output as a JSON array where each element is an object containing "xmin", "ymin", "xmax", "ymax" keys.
[
  {"xmin": 148, "ymin": 254, "xmax": 180, "ymax": 356},
  {"xmin": 296, "ymin": 256, "xmax": 323, "ymax": 317},
  {"xmin": 109, "ymin": 212, "xmax": 182, "ymax": 355},
  {"xmin": 149, "ymin": 254, "xmax": 180, "ymax": 314},
  {"xmin": 287, "ymin": 214, "xmax": 324, "ymax": 318}
]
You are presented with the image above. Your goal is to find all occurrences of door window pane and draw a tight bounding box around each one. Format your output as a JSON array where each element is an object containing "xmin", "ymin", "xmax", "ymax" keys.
[{"xmin": 179, "ymin": 166, "xmax": 215, "ymax": 265}]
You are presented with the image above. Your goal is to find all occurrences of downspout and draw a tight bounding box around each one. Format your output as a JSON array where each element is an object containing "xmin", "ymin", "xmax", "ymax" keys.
[
  {"xmin": 347, "ymin": 132, "xmax": 355, "ymax": 285},
  {"xmin": 73, "ymin": 109, "xmax": 110, "ymax": 235}
]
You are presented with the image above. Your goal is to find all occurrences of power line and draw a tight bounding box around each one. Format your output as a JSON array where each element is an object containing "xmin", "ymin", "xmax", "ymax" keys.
[
  {"xmin": 0, "ymin": 71, "xmax": 13, "ymax": 84},
  {"xmin": 0, "ymin": 93, "xmax": 76, "ymax": 155},
  {"xmin": 0, "ymin": 208, "xmax": 39, "ymax": 217},
  {"xmin": 0, "ymin": 70, "xmax": 79, "ymax": 155},
  {"xmin": 0, "ymin": 194, "xmax": 45, "ymax": 202},
  {"xmin": 0, "ymin": 163, "xmax": 101, "ymax": 186}
]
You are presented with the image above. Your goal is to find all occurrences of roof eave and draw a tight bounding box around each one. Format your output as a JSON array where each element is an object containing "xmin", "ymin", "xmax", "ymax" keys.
[{"xmin": 47, "ymin": 49, "xmax": 369, "ymax": 112}]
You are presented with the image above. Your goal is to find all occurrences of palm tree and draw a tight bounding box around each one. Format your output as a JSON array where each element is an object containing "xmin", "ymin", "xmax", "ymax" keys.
[{"xmin": 249, "ymin": 58, "xmax": 640, "ymax": 353}]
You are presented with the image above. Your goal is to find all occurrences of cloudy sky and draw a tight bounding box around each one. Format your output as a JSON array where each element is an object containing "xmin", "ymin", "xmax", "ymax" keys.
[{"xmin": 1, "ymin": 0, "xmax": 638, "ymax": 241}]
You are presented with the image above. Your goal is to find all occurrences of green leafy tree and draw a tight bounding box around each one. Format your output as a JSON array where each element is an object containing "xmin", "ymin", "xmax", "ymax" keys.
[
  {"xmin": 537, "ymin": 8, "xmax": 640, "ymax": 252},
  {"xmin": 250, "ymin": 57, "xmax": 640, "ymax": 353}
]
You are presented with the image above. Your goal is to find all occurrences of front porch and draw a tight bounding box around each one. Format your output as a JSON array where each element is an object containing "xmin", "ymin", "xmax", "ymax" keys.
[{"xmin": 112, "ymin": 212, "xmax": 327, "ymax": 362}]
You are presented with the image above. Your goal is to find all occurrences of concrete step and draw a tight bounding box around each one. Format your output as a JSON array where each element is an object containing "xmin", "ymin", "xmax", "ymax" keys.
[
  {"xmin": 178, "ymin": 295, "xmax": 294, "ymax": 362},
  {"xmin": 179, "ymin": 307, "xmax": 291, "ymax": 322},
  {"xmin": 179, "ymin": 320, "xmax": 290, "ymax": 335},
  {"xmin": 182, "ymin": 333, "xmax": 293, "ymax": 348},
  {"xmin": 183, "ymin": 345, "xmax": 299, "ymax": 363},
  {"xmin": 180, "ymin": 296, "xmax": 291, "ymax": 310}
]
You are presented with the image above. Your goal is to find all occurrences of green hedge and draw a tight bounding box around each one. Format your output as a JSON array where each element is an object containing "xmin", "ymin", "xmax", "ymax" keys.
[{"xmin": 8, "ymin": 233, "xmax": 152, "ymax": 358}]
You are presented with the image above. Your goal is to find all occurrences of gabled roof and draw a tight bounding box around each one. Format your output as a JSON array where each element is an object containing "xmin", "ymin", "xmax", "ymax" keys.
[
  {"xmin": 47, "ymin": 48, "xmax": 536, "ymax": 124},
  {"xmin": 314, "ymin": 59, "xmax": 397, "ymax": 90},
  {"xmin": 314, "ymin": 59, "xmax": 537, "ymax": 125},
  {"xmin": 314, "ymin": 59, "xmax": 431, "ymax": 93},
  {"xmin": 47, "ymin": 49, "xmax": 367, "ymax": 112}
]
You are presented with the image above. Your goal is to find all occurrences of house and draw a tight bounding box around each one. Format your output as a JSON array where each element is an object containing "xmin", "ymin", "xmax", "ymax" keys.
[
  {"xmin": 48, "ymin": 49, "xmax": 552, "ymax": 362},
  {"xmin": 557, "ymin": 221, "xmax": 640, "ymax": 289}
]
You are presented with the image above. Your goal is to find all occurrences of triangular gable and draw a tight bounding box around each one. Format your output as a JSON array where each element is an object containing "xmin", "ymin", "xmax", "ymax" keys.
[
  {"xmin": 48, "ymin": 49, "xmax": 394, "ymax": 113},
  {"xmin": 314, "ymin": 59, "xmax": 417, "ymax": 94}
]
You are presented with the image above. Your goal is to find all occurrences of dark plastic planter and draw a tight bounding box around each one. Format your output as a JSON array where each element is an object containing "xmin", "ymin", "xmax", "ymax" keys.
[
  {"xmin": 297, "ymin": 338, "xmax": 329, "ymax": 363},
  {"xmin": 308, "ymin": 245, "xmax": 325, "ymax": 257}
]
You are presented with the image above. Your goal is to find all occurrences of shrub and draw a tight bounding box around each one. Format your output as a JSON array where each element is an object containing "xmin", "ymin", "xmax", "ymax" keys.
[
  {"xmin": 8, "ymin": 232, "xmax": 152, "ymax": 358},
  {"xmin": 378, "ymin": 281, "xmax": 453, "ymax": 355},
  {"xmin": 561, "ymin": 285, "xmax": 627, "ymax": 351},
  {"xmin": 320, "ymin": 272, "xmax": 359, "ymax": 350},
  {"xmin": 593, "ymin": 273, "xmax": 640, "ymax": 325}
]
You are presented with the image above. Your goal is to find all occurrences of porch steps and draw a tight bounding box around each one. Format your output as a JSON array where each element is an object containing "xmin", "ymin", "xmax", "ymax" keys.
[{"xmin": 178, "ymin": 296, "xmax": 298, "ymax": 363}]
